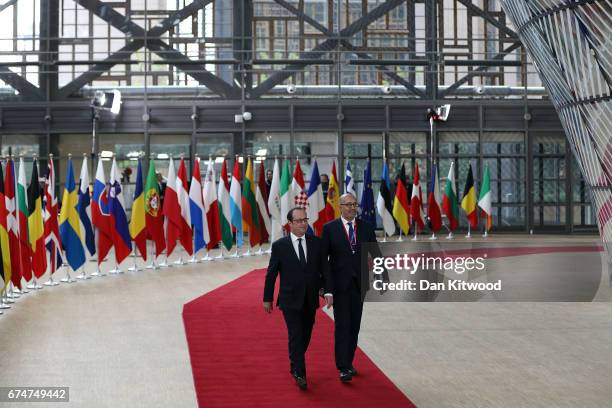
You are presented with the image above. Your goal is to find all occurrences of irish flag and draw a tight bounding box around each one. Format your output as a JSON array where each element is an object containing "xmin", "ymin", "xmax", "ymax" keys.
[
  {"xmin": 442, "ymin": 162, "xmax": 459, "ymax": 231},
  {"xmin": 478, "ymin": 164, "xmax": 493, "ymax": 231}
]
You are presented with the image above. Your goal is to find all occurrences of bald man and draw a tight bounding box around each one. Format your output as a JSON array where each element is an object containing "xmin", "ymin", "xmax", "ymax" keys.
[{"xmin": 321, "ymin": 193, "xmax": 382, "ymax": 382}]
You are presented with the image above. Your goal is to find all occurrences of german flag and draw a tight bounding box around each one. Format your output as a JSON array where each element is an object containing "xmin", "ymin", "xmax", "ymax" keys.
[
  {"xmin": 28, "ymin": 159, "xmax": 47, "ymax": 279},
  {"xmin": 0, "ymin": 162, "xmax": 11, "ymax": 293},
  {"xmin": 392, "ymin": 163, "xmax": 410, "ymax": 235},
  {"xmin": 461, "ymin": 163, "xmax": 478, "ymax": 228}
]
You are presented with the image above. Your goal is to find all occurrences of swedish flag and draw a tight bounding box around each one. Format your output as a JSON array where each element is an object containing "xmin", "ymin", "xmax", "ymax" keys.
[{"xmin": 59, "ymin": 158, "xmax": 85, "ymax": 271}]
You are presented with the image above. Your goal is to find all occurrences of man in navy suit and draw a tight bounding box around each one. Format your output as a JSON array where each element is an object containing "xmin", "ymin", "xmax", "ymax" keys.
[
  {"xmin": 263, "ymin": 207, "xmax": 333, "ymax": 390},
  {"xmin": 321, "ymin": 193, "xmax": 382, "ymax": 382}
]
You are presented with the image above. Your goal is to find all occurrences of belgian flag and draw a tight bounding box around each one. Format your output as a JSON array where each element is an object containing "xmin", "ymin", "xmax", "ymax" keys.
[
  {"xmin": 28, "ymin": 159, "xmax": 47, "ymax": 279},
  {"xmin": 461, "ymin": 163, "xmax": 478, "ymax": 228}
]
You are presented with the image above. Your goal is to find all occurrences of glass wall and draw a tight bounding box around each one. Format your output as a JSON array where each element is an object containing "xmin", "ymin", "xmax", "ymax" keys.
[
  {"xmin": 483, "ymin": 132, "xmax": 526, "ymax": 228},
  {"xmin": 532, "ymin": 133, "xmax": 566, "ymax": 228}
]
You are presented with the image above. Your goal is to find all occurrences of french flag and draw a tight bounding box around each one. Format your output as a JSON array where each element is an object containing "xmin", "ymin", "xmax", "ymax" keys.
[
  {"xmin": 92, "ymin": 158, "xmax": 113, "ymax": 264},
  {"xmin": 108, "ymin": 157, "xmax": 132, "ymax": 264},
  {"xmin": 306, "ymin": 159, "xmax": 327, "ymax": 236},
  {"xmin": 189, "ymin": 157, "xmax": 207, "ymax": 255}
]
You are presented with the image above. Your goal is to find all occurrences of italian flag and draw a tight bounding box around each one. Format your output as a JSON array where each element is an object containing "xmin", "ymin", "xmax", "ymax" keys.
[
  {"xmin": 279, "ymin": 159, "xmax": 292, "ymax": 231},
  {"xmin": 442, "ymin": 162, "xmax": 459, "ymax": 231},
  {"xmin": 478, "ymin": 164, "xmax": 493, "ymax": 231}
]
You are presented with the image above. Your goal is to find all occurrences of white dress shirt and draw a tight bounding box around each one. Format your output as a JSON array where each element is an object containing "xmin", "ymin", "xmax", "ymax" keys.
[
  {"xmin": 289, "ymin": 232, "xmax": 332, "ymax": 298},
  {"xmin": 290, "ymin": 232, "xmax": 307, "ymax": 262}
]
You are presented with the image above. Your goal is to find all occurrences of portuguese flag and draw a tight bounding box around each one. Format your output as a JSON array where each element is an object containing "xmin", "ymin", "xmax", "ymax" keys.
[{"xmin": 144, "ymin": 159, "xmax": 165, "ymax": 257}]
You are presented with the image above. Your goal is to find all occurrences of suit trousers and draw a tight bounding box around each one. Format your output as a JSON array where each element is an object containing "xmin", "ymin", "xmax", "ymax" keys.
[
  {"xmin": 281, "ymin": 305, "xmax": 317, "ymax": 377},
  {"xmin": 333, "ymin": 278, "xmax": 364, "ymax": 371}
]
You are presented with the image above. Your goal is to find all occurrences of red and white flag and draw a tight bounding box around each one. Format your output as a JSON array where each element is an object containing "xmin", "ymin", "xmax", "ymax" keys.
[{"xmin": 44, "ymin": 158, "xmax": 63, "ymax": 274}]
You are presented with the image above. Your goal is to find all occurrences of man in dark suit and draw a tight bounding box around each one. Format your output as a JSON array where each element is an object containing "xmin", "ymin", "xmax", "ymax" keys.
[
  {"xmin": 321, "ymin": 193, "xmax": 382, "ymax": 382},
  {"xmin": 263, "ymin": 207, "xmax": 333, "ymax": 390}
]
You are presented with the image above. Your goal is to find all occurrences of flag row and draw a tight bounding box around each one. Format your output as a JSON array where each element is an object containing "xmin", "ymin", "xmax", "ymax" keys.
[{"xmin": 1, "ymin": 155, "xmax": 493, "ymax": 293}]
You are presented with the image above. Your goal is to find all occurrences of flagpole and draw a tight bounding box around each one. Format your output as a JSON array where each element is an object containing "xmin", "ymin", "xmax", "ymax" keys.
[
  {"xmin": 59, "ymin": 251, "xmax": 76, "ymax": 283},
  {"xmin": 411, "ymin": 220, "xmax": 418, "ymax": 241},
  {"xmin": 397, "ymin": 228, "xmax": 403, "ymax": 242},
  {"xmin": 6, "ymin": 282, "xmax": 19, "ymax": 301},
  {"xmin": 0, "ymin": 290, "xmax": 11, "ymax": 309},
  {"xmin": 91, "ymin": 230, "xmax": 103, "ymax": 277},
  {"xmin": 43, "ymin": 241, "xmax": 60, "ymax": 286},
  {"xmin": 201, "ymin": 248, "xmax": 212, "ymax": 262},
  {"xmin": 189, "ymin": 234, "xmax": 200, "ymax": 263},
  {"xmin": 146, "ymin": 240, "xmax": 158, "ymax": 269},
  {"xmin": 216, "ymin": 245, "xmax": 225, "ymax": 260},
  {"xmin": 4, "ymin": 285, "xmax": 16, "ymax": 303},
  {"xmin": 466, "ymin": 224, "xmax": 471, "ymax": 239},
  {"xmin": 128, "ymin": 246, "xmax": 142, "ymax": 271}
]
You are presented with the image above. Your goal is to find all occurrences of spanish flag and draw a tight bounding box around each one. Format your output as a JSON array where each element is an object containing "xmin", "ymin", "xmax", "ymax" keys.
[
  {"xmin": 392, "ymin": 163, "xmax": 410, "ymax": 235},
  {"xmin": 325, "ymin": 160, "xmax": 341, "ymax": 220},
  {"xmin": 59, "ymin": 158, "xmax": 86, "ymax": 271},
  {"xmin": 461, "ymin": 163, "xmax": 478, "ymax": 228},
  {"xmin": 28, "ymin": 159, "xmax": 47, "ymax": 279},
  {"xmin": 242, "ymin": 157, "xmax": 260, "ymax": 247}
]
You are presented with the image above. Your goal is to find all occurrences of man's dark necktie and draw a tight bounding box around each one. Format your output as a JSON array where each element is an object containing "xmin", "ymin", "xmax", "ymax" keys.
[
  {"xmin": 297, "ymin": 238, "xmax": 306, "ymax": 268},
  {"xmin": 348, "ymin": 222, "xmax": 356, "ymax": 253}
]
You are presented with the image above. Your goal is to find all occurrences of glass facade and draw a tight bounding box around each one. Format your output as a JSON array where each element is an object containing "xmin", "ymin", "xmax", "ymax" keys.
[{"xmin": 502, "ymin": 0, "xmax": 611, "ymax": 249}]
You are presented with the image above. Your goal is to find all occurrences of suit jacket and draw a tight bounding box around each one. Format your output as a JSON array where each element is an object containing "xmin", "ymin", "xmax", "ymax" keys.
[
  {"xmin": 321, "ymin": 218, "xmax": 382, "ymax": 299},
  {"xmin": 263, "ymin": 234, "xmax": 333, "ymax": 310}
]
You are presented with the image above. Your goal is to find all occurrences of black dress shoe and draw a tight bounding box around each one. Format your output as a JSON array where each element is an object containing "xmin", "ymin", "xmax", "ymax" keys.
[
  {"xmin": 293, "ymin": 373, "xmax": 307, "ymax": 390},
  {"xmin": 339, "ymin": 369, "xmax": 353, "ymax": 382},
  {"xmin": 348, "ymin": 366, "xmax": 358, "ymax": 376}
]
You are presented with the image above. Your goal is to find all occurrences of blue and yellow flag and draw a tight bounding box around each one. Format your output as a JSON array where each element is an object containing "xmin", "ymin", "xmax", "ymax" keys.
[{"xmin": 59, "ymin": 158, "xmax": 85, "ymax": 271}]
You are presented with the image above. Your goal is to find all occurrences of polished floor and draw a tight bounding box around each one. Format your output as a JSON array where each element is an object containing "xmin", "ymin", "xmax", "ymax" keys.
[{"xmin": 1, "ymin": 235, "xmax": 611, "ymax": 408}]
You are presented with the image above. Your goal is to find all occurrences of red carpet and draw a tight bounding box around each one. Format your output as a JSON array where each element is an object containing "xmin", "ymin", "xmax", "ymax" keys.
[{"xmin": 183, "ymin": 268, "xmax": 416, "ymax": 408}]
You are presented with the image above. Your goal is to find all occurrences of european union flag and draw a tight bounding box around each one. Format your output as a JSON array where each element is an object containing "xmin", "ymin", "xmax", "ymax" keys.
[{"xmin": 359, "ymin": 159, "xmax": 376, "ymax": 226}]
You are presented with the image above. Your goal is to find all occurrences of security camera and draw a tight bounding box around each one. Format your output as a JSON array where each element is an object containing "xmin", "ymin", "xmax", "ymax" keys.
[
  {"xmin": 287, "ymin": 84, "xmax": 296, "ymax": 94},
  {"xmin": 44, "ymin": 114, "xmax": 52, "ymax": 122},
  {"xmin": 475, "ymin": 85, "xmax": 485, "ymax": 95},
  {"xmin": 242, "ymin": 111, "xmax": 252, "ymax": 121},
  {"xmin": 190, "ymin": 113, "xmax": 198, "ymax": 121},
  {"xmin": 381, "ymin": 85, "xmax": 392, "ymax": 95}
]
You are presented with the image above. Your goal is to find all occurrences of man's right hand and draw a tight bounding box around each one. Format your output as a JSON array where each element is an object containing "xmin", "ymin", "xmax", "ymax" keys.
[{"xmin": 263, "ymin": 301, "xmax": 273, "ymax": 313}]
